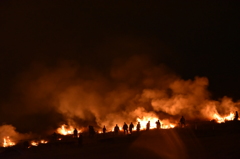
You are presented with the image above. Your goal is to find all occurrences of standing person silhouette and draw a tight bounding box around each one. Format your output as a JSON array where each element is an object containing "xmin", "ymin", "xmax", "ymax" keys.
[
  {"xmin": 73, "ymin": 128, "xmax": 78, "ymax": 138},
  {"xmin": 103, "ymin": 125, "xmax": 106, "ymax": 134},
  {"xmin": 146, "ymin": 121, "xmax": 150, "ymax": 131},
  {"xmin": 137, "ymin": 122, "xmax": 141, "ymax": 132},
  {"xmin": 123, "ymin": 122, "xmax": 128, "ymax": 134},
  {"xmin": 180, "ymin": 116, "xmax": 185, "ymax": 128},
  {"xmin": 234, "ymin": 111, "xmax": 239, "ymax": 121},
  {"xmin": 114, "ymin": 124, "xmax": 119, "ymax": 134},
  {"xmin": 156, "ymin": 120, "xmax": 161, "ymax": 129},
  {"xmin": 129, "ymin": 122, "xmax": 134, "ymax": 134}
]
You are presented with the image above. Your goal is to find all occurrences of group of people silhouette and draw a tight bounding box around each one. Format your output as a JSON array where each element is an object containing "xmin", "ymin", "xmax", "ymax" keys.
[
  {"xmin": 72, "ymin": 112, "xmax": 240, "ymax": 138},
  {"xmin": 105, "ymin": 119, "xmax": 163, "ymax": 135}
]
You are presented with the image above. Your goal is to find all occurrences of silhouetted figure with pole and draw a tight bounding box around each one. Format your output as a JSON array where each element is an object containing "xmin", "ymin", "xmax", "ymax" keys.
[
  {"xmin": 123, "ymin": 122, "xmax": 128, "ymax": 134},
  {"xmin": 146, "ymin": 121, "xmax": 150, "ymax": 131},
  {"xmin": 129, "ymin": 122, "xmax": 134, "ymax": 134},
  {"xmin": 114, "ymin": 124, "xmax": 119, "ymax": 134},
  {"xmin": 180, "ymin": 116, "xmax": 185, "ymax": 128},
  {"xmin": 234, "ymin": 111, "xmax": 239, "ymax": 121},
  {"xmin": 103, "ymin": 125, "xmax": 106, "ymax": 134},
  {"xmin": 73, "ymin": 128, "xmax": 78, "ymax": 138},
  {"xmin": 156, "ymin": 120, "xmax": 161, "ymax": 129},
  {"xmin": 137, "ymin": 122, "xmax": 141, "ymax": 132}
]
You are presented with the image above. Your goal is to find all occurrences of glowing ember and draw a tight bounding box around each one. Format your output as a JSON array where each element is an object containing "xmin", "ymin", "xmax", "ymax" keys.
[
  {"xmin": 31, "ymin": 141, "xmax": 39, "ymax": 146},
  {"xmin": 57, "ymin": 124, "xmax": 81, "ymax": 135},
  {"xmin": 40, "ymin": 140, "xmax": 48, "ymax": 144},
  {"xmin": 213, "ymin": 113, "xmax": 235, "ymax": 123},
  {"xmin": 29, "ymin": 140, "xmax": 48, "ymax": 147},
  {"xmin": 161, "ymin": 124, "xmax": 175, "ymax": 129},
  {"xmin": 3, "ymin": 136, "xmax": 15, "ymax": 147}
]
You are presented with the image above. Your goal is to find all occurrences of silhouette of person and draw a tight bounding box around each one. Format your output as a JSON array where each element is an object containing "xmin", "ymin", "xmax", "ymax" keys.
[
  {"xmin": 137, "ymin": 122, "xmax": 141, "ymax": 132},
  {"xmin": 129, "ymin": 122, "xmax": 134, "ymax": 134},
  {"xmin": 180, "ymin": 116, "xmax": 185, "ymax": 128},
  {"xmin": 52, "ymin": 132, "xmax": 58, "ymax": 141},
  {"xmin": 156, "ymin": 120, "xmax": 161, "ymax": 129},
  {"xmin": 23, "ymin": 140, "xmax": 30, "ymax": 149},
  {"xmin": 73, "ymin": 128, "xmax": 78, "ymax": 138},
  {"xmin": 103, "ymin": 125, "xmax": 106, "ymax": 134},
  {"xmin": 146, "ymin": 121, "xmax": 150, "ymax": 131},
  {"xmin": 114, "ymin": 124, "xmax": 119, "ymax": 134},
  {"xmin": 234, "ymin": 111, "xmax": 239, "ymax": 121},
  {"xmin": 123, "ymin": 122, "xmax": 128, "ymax": 134},
  {"xmin": 89, "ymin": 126, "xmax": 95, "ymax": 137},
  {"xmin": 78, "ymin": 133, "xmax": 83, "ymax": 146}
]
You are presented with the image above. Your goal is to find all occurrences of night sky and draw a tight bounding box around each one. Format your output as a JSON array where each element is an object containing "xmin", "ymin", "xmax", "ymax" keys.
[{"xmin": 0, "ymin": 0, "xmax": 240, "ymax": 133}]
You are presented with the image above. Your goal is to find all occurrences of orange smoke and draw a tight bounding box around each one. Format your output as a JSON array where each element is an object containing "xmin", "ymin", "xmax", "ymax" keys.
[
  {"xmin": 57, "ymin": 124, "xmax": 82, "ymax": 135},
  {"xmin": 8, "ymin": 56, "xmax": 240, "ymax": 134}
]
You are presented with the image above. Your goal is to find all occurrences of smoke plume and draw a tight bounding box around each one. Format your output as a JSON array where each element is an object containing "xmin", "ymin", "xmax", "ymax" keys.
[{"xmin": 1, "ymin": 55, "xmax": 240, "ymax": 135}]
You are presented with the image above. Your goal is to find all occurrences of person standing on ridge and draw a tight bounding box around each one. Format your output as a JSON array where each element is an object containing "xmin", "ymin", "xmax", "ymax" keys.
[
  {"xmin": 156, "ymin": 120, "xmax": 161, "ymax": 129},
  {"xmin": 146, "ymin": 121, "xmax": 150, "ymax": 131},
  {"xmin": 129, "ymin": 122, "xmax": 134, "ymax": 134},
  {"xmin": 123, "ymin": 122, "xmax": 128, "ymax": 134},
  {"xmin": 103, "ymin": 125, "xmax": 106, "ymax": 134},
  {"xmin": 73, "ymin": 128, "xmax": 78, "ymax": 138},
  {"xmin": 234, "ymin": 111, "xmax": 239, "ymax": 121},
  {"xmin": 137, "ymin": 122, "xmax": 141, "ymax": 132},
  {"xmin": 114, "ymin": 124, "xmax": 119, "ymax": 134},
  {"xmin": 180, "ymin": 116, "xmax": 185, "ymax": 128}
]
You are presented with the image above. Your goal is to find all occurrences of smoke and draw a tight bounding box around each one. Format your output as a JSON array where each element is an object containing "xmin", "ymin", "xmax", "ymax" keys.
[
  {"xmin": 0, "ymin": 125, "xmax": 32, "ymax": 146},
  {"xmin": 1, "ymin": 55, "xmax": 240, "ymax": 136}
]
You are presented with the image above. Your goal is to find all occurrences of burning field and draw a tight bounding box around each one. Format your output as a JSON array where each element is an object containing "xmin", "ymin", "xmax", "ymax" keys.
[{"xmin": 0, "ymin": 56, "xmax": 240, "ymax": 159}]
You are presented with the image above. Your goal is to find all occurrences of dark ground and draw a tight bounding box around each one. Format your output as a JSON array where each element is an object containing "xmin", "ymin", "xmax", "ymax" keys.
[{"xmin": 1, "ymin": 122, "xmax": 240, "ymax": 159}]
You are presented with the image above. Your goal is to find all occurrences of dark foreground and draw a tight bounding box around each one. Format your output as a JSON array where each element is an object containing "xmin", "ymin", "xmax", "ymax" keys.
[{"xmin": 1, "ymin": 122, "xmax": 240, "ymax": 159}]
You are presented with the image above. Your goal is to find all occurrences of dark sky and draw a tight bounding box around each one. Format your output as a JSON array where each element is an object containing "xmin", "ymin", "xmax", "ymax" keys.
[{"xmin": 0, "ymin": 1, "xmax": 240, "ymax": 103}]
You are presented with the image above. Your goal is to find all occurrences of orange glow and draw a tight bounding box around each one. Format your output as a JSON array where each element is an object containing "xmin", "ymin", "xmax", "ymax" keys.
[
  {"xmin": 213, "ymin": 113, "xmax": 235, "ymax": 123},
  {"xmin": 161, "ymin": 124, "xmax": 175, "ymax": 129},
  {"xmin": 57, "ymin": 124, "xmax": 81, "ymax": 135},
  {"xmin": 30, "ymin": 140, "xmax": 48, "ymax": 147},
  {"xmin": 31, "ymin": 141, "xmax": 39, "ymax": 146},
  {"xmin": 40, "ymin": 140, "xmax": 48, "ymax": 144},
  {"xmin": 3, "ymin": 136, "xmax": 15, "ymax": 147},
  {"xmin": 137, "ymin": 116, "xmax": 159, "ymax": 130},
  {"xmin": 136, "ymin": 117, "xmax": 175, "ymax": 130}
]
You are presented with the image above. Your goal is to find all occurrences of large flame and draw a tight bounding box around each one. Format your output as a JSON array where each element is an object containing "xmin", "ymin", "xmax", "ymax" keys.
[
  {"xmin": 212, "ymin": 113, "xmax": 235, "ymax": 123},
  {"xmin": 137, "ymin": 116, "xmax": 159, "ymax": 130},
  {"xmin": 3, "ymin": 136, "xmax": 15, "ymax": 147},
  {"xmin": 57, "ymin": 124, "xmax": 81, "ymax": 135},
  {"xmin": 137, "ymin": 117, "xmax": 175, "ymax": 130}
]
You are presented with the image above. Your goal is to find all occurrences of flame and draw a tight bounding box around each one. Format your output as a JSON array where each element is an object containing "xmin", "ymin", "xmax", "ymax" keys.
[
  {"xmin": 161, "ymin": 124, "xmax": 175, "ymax": 129},
  {"xmin": 57, "ymin": 124, "xmax": 81, "ymax": 135},
  {"xmin": 31, "ymin": 141, "xmax": 39, "ymax": 146},
  {"xmin": 3, "ymin": 136, "xmax": 16, "ymax": 147},
  {"xmin": 137, "ymin": 117, "xmax": 175, "ymax": 130},
  {"xmin": 29, "ymin": 140, "xmax": 48, "ymax": 147},
  {"xmin": 40, "ymin": 140, "xmax": 48, "ymax": 144},
  {"xmin": 213, "ymin": 113, "xmax": 235, "ymax": 123},
  {"xmin": 137, "ymin": 116, "xmax": 159, "ymax": 130}
]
